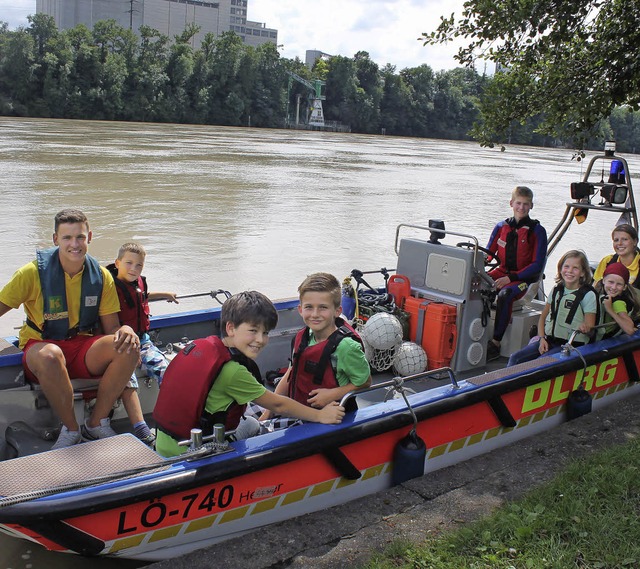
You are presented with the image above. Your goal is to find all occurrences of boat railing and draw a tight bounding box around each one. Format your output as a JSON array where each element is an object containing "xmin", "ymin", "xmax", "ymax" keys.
[
  {"xmin": 562, "ymin": 323, "xmax": 616, "ymax": 352},
  {"xmin": 547, "ymin": 151, "xmax": 637, "ymax": 257},
  {"xmin": 394, "ymin": 223, "xmax": 495, "ymax": 289},
  {"xmin": 395, "ymin": 223, "xmax": 479, "ymax": 263},
  {"xmin": 339, "ymin": 366, "xmax": 460, "ymax": 409}
]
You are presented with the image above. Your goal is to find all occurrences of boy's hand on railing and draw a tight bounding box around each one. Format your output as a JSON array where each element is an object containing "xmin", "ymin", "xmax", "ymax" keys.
[{"xmin": 318, "ymin": 401, "xmax": 345, "ymax": 424}]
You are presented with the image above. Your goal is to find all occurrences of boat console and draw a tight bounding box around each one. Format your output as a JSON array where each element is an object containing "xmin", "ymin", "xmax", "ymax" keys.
[{"xmin": 394, "ymin": 224, "xmax": 542, "ymax": 374}]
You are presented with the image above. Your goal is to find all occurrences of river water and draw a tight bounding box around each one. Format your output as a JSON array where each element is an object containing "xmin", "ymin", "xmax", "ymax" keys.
[{"xmin": 0, "ymin": 117, "xmax": 637, "ymax": 568}]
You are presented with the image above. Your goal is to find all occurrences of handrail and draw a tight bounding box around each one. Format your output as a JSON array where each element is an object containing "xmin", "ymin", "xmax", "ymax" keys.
[
  {"xmin": 564, "ymin": 323, "xmax": 613, "ymax": 347},
  {"xmin": 394, "ymin": 224, "xmax": 481, "ymax": 266},
  {"xmin": 547, "ymin": 151, "xmax": 638, "ymax": 258},
  {"xmin": 394, "ymin": 224, "xmax": 496, "ymax": 289},
  {"xmin": 339, "ymin": 367, "xmax": 460, "ymax": 408},
  {"xmin": 149, "ymin": 289, "xmax": 232, "ymax": 304}
]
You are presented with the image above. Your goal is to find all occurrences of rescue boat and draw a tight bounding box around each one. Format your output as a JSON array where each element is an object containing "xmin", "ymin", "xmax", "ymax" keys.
[{"xmin": 0, "ymin": 143, "xmax": 637, "ymax": 561}]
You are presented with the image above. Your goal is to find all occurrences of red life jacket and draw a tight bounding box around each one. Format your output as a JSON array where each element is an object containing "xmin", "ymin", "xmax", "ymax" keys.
[
  {"xmin": 288, "ymin": 319, "xmax": 363, "ymax": 406},
  {"xmin": 491, "ymin": 217, "xmax": 541, "ymax": 278},
  {"xmin": 106, "ymin": 264, "xmax": 150, "ymax": 334},
  {"xmin": 153, "ymin": 336, "xmax": 256, "ymax": 441}
]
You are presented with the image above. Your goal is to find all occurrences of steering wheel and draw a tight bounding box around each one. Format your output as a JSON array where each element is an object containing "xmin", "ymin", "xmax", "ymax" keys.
[{"xmin": 456, "ymin": 242, "xmax": 500, "ymax": 270}]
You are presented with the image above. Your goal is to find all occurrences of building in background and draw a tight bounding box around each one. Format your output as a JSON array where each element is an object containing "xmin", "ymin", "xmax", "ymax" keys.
[
  {"xmin": 36, "ymin": 0, "xmax": 277, "ymax": 48},
  {"xmin": 305, "ymin": 49, "xmax": 332, "ymax": 69}
]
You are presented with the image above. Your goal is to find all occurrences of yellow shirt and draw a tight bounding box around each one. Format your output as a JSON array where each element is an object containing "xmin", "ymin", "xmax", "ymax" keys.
[
  {"xmin": 594, "ymin": 252, "xmax": 640, "ymax": 285},
  {"xmin": 0, "ymin": 260, "xmax": 120, "ymax": 348}
]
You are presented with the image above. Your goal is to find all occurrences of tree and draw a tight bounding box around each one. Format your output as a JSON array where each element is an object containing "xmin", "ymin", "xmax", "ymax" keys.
[
  {"xmin": 429, "ymin": 68, "xmax": 483, "ymax": 140},
  {"xmin": 0, "ymin": 29, "xmax": 37, "ymax": 114},
  {"xmin": 208, "ymin": 32, "xmax": 247, "ymax": 125},
  {"xmin": 27, "ymin": 13, "xmax": 57, "ymax": 58},
  {"xmin": 164, "ymin": 26, "xmax": 198, "ymax": 122},
  {"xmin": 125, "ymin": 25, "xmax": 168, "ymax": 121},
  {"xmin": 324, "ymin": 56, "xmax": 358, "ymax": 127},
  {"xmin": 352, "ymin": 51, "xmax": 382, "ymax": 133},
  {"xmin": 379, "ymin": 64, "xmax": 412, "ymax": 136},
  {"xmin": 250, "ymin": 42, "xmax": 286, "ymax": 127},
  {"xmin": 422, "ymin": 0, "xmax": 640, "ymax": 147},
  {"xmin": 402, "ymin": 64, "xmax": 436, "ymax": 137}
]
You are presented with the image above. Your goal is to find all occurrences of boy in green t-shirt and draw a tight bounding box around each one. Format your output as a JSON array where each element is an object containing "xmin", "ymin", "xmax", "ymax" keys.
[
  {"xmin": 155, "ymin": 291, "xmax": 345, "ymax": 458},
  {"xmin": 261, "ymin": 272, "xmax": 371, "ymax": 426}
]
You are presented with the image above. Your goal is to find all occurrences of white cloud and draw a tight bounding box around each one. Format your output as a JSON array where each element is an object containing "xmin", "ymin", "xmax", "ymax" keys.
[
  {"xmin": 3, "ymin": 0, "xmax": 466, "ymax": 70},
  {"xmin": 250, "ymin": 0, "xmax": 465, "ymax": 70},
  {"xmin": 3, "ymin": 0, "xmax": 36, "ymax": 28}
]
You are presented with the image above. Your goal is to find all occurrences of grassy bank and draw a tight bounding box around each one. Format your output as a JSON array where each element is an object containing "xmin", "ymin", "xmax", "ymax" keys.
[{"xmin": 364, "ymin": 436, "xmax": 640, "ymax": 569}]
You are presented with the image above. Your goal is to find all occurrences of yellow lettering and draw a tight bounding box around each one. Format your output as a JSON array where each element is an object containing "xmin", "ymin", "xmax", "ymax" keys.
[
  {"xmin": 522, "ymin": 381, "xmax": 550, "ymax": 413},
  {"xmin": 574, "ymin": 365, "xmax": 597, "ymax": 391},
  {"xmin": 595, "ymin": 358, "xmax": 618, "ymax": 387},
  {"xmin": 550, "ymin": 375, "xmax": 572, "ymax": 404}
]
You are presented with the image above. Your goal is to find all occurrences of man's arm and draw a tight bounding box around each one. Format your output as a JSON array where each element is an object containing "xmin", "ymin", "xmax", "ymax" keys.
[
  {"xmin": 99, "ymin": 313, "xmax": 139, "ymax": 353},
  {"xmin": 0, "ymin": 301, "xmax": 12, "ymax": 318}
]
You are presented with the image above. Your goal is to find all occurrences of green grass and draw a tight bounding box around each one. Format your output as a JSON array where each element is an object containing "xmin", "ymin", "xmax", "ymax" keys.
[{"xmin": 363, "ymin": 437, "xmax": 640, "ymax": 569}]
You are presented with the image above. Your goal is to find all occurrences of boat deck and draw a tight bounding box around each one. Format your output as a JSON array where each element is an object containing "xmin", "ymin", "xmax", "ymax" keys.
[{"xmin": 0, "ymin": 434, "xmax": 165, "ymax": 499}]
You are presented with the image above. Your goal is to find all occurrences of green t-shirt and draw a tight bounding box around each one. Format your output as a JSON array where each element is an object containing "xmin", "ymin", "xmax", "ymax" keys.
[
  {"xmin": 156, "ymin": 360, "xmax": 266, "ymax": 458},
  {"xmin": 306, "ymin": 331, "xmax": 371, "ymax": 387},
  {"xmin": 597, "ymin": 297, "xmax": 629, "ymax": 340}
]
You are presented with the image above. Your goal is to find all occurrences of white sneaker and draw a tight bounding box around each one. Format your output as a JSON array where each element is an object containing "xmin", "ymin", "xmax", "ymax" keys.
[
  {"xmin": 52, "ymin": 426, "xmax": 82, "ymax": 450},
  {"xmin": 81, "ymin": 418, "xmax": 117, "ymax": 441}
]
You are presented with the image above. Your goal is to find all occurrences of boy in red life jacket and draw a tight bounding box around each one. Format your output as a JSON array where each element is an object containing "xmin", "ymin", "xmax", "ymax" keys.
[
  {"xmin": 154, "ymin": 291, "xmax": 345, "ymax": 458},
  {"xmin": 485, "ymin": 186, "xmax": 548, "ymax": 361},
  {"xmin": 260, "ymin": 273, "xmax": 371, "ymax": 427},
  {"xmin": 107, "ymin": 242, "xmax": 178, "ymax": 446}
]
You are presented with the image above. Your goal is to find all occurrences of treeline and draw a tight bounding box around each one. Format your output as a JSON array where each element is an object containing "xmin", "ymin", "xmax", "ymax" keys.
[{"xmin": 1, "ymin": 14, "xmax": 639, "ymax": 152}]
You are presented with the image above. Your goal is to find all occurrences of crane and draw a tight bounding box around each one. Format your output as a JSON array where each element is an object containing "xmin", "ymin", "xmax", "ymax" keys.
[{"xmin": 286, "ymin": 71, "xmax": 326, "ymax": 127}]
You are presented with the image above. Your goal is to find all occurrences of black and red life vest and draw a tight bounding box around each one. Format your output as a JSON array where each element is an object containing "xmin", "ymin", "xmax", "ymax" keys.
[
  {"xmin": 492, "ymin": 217, "xmax": 541, "ymax": 278},
  {"xmin": 153, "ymin": 336, "xmax": 261, "ymax": 441},
  {"xmin": 106, "ymin": 263, "xmax": 150, "ymax": 334},
  {"xmin": 288, "ymin": 319, "xmax": 363, "ymax": 406}
]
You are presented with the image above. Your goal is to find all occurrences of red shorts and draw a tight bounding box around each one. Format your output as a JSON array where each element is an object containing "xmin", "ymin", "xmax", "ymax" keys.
[{"xmin": 22, "ymin": 335, "xmax": 104, "ymax": 383}]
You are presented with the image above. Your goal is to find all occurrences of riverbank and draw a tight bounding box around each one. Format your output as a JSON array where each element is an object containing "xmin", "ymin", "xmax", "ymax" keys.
[{"xmin": 145, "ymin": 391, "xmax": 640, "ymax": 569}]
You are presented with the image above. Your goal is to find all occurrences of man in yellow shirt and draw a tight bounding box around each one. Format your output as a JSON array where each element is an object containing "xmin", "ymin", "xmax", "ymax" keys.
[{"xmin": 0, "ymin": 209, "xmax": 140, "ymax": 449}]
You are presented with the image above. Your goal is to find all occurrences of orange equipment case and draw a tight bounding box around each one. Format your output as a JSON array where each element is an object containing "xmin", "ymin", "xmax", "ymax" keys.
[
  {"xmin": 404, "ymin": 296, "xmax": 430, "ymax": 343},
  {"xmin": 404, "ymin": 296, "xmax": 457, "ymax": 370}
]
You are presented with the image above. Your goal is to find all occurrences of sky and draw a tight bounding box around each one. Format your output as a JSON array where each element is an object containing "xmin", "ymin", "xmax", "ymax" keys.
[{"xmin": 3, "ymin": 0, "xmax": 466, "ymax": 71}]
